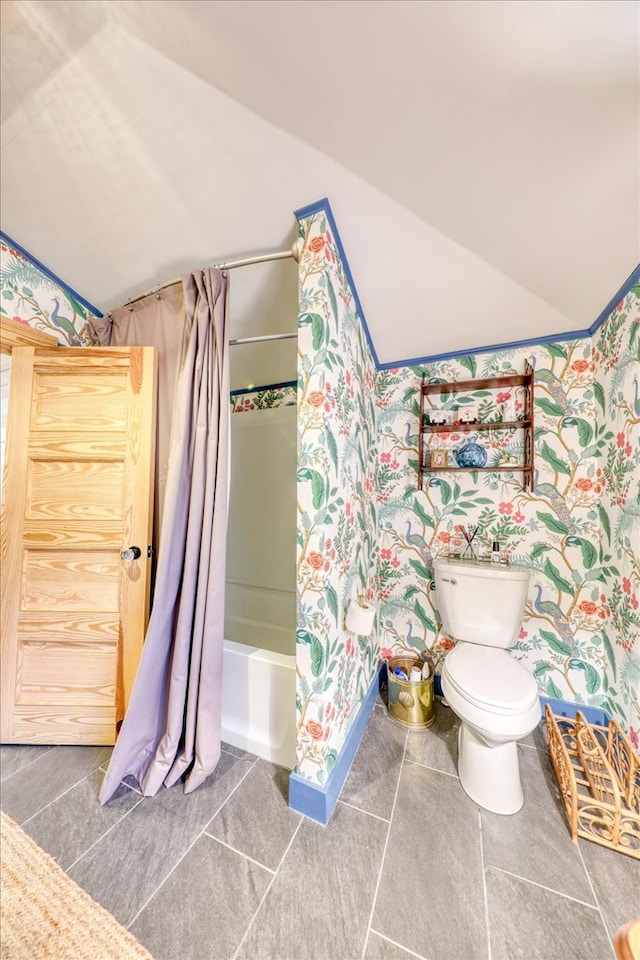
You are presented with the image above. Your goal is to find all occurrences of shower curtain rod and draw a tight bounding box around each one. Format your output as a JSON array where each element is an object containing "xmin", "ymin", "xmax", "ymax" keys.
[
  {"xmin": 230, "ymin": 332, "xmax": 297, "ymax": 346},
  {"xmin": 119, "ymin": 238, "xmax": 302, "ymax": 309}
]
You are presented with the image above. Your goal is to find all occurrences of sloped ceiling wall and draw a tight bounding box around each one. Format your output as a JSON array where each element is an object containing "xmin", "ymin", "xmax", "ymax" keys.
[{"xmin": 1, "ymin": 0, "xmax": 638, "ymax": 389}]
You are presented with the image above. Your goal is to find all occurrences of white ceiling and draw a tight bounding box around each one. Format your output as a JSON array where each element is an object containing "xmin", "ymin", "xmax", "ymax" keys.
[{"xmin": 1, "ymin": 0, "xmax": 638, "ymax": 389}]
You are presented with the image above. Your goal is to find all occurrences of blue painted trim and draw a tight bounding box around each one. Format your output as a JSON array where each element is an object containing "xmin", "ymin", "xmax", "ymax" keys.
[
  {"xmin": 540, "ymin": 695, "xmax": 611, "ymax": 728},
  {"xmin": 294, "ymin": 198, "xmax": 380, "ymax": 368},
  {"xmin": 293, "ymin": 201, "xmax": 639, "ymax": 371},
  {"xmin": 378, "ymin": 328, "xmax": 591, "ymax": 371},
  {"xmin": 230, "ymin": 380, "xmax": 297, "ymax": 397},
  {"xmin": 588, "ymin": 263, "xmax": 640, "ymax": 336},
  {"xmin": 0, "ymin": 230, "xmax": 104, "ymax": 317},
  {"xmin": 288, "ymin": 666, "xmax": 383, "ymax": 824}
]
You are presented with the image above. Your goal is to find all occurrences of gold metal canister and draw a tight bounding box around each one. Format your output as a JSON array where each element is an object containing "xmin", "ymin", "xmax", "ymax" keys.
[{"xmin": 387, "ymin": 656, "xmax": 435, "ymax": 729}]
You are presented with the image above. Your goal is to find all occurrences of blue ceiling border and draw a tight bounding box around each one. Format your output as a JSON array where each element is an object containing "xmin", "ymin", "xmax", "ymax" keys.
[
  {"xmin": 4, "ymin": 214, "xmax": 638, "ymax": 378},
  {"xmin": 294, "ymin": 199, "xmax": 640, "ymax": 371},
  {"xmin": 294, "ymin": 197, "xmax": 380, "ymax": 367},
  {"xmin": 588, "ymin": 262, "xmax": 640, "ymax": 336},
  {"xmin": 0, "ymin": 229, "xmax": 104, "ymax": 318}
]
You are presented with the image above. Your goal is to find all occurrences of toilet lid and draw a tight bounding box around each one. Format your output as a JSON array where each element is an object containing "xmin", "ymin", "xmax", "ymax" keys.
[{"xmin": 443, "ymin": 644, "xmax": 538, "ymax": 713}]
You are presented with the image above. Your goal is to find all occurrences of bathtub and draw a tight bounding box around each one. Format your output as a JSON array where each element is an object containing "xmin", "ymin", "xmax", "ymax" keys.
[{"xmin": 221, "ymin": 638, "xmax": 296, "ymax": 769}]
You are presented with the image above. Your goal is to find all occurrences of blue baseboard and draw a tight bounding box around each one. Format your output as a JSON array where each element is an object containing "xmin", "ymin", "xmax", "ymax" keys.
[
  {"xmin": 539, "ymin": 696, "xmax": 611, "ymax": 728},
  {"xmin": 288, "ymin": 666, "xmax": 383, "ymax": 824}
]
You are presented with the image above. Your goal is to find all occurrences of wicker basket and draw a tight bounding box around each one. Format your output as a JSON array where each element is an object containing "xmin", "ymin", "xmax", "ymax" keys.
[{"xmin": 545, "ymin": 705, "xmax": 640, "ymax": 860}]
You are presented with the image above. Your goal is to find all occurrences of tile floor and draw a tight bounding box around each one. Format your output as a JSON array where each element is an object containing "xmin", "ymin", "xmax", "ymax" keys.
[{"xmin": 1, "ymin": 698, "xmax": 639, "ymax": 960}]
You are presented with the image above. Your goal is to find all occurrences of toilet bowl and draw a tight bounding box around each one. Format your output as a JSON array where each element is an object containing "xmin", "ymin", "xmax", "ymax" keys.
[
  {"xmin": 434, "ymin": 557, "xmax": 541, "ymax": 815},
  {"xmin": 441, "ymin": 644, "xmax": 541, "ymax": 814}
]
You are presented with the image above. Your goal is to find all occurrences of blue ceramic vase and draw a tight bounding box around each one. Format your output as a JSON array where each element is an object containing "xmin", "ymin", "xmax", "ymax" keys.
[{"xmin": 455, "ymin": 437, "xmax": 488, "ymax": 468}]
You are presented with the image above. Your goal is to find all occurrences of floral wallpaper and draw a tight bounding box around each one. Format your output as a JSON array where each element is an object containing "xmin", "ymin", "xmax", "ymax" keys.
[
  {"xmin": 0, "ymin": 239, "xmax": 97, "ymax": 344},
  {"xmin": 295, "ymin": 212, "xmax": 379, "ymax": 785},
  {"xmin": 231, "ymin": 384, "xmax": 296, "ymax": 413},
  {"xmin": 377, "ymin": 289, "xmax": 640, "ymax": 741},
  {"xmin": 4, "ymin": 229, "xmax": 637, "ymax": 762},
  {"xmin": 593, "ymin": 290, "xmax": 640, "ymax": 744}
]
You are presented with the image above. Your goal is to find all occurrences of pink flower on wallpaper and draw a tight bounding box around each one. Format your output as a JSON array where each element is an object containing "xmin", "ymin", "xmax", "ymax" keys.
[
  {"xmin": 571, "ymin": 359, "xmax": 590, "ymax": 373},
  {"xmin": 380, "ymin": 452, "xmax": 391, "ymax": 463},
  {"xmin": 391, "ymin": 558, "xmax": 400, "ymax": 568},
  {"xmin": 306, "ymin": 720, "xmax": 324, "ymax": 741},
  {"xmin": 381, "ymin": 548, "xmax": 392, "ymax": 560},
  {"xmin": 616, "ymin": 432, "xmax": 626, "ymax": 448},
  {"xmin": 381, "ymin": 648, "xmax": 393, "ymax": 660},
  {"xmin": 623, "ymin": 577, "xmax": 632, "ymax": 595},
  {"xmin": 514, "ymin": 511, "xmax": 525, "ymax": 523},
  {"xmin": 575, "ymin": 478, "xmax": 593, "ymax": 491},
  {"xmin": 519, "ymin": 628, "xmax": 528, "ymax": 639},
  {"xmin": 496, "ymin": 392, "xmax": 511, "ymax": 403},
  {"xmin": 578, "ymin": 600, "xmax": 597, "ymax": 616},
  {"xmin": 625, "ymin": 443, "xmax": 632, "ymax": 457},
  {"xmin": 306, "ymin": 552, "xmax": 323, "ymax": 570},
  {"xmin": 498, "ymin": 502, "xmax": 513, "ymax": 515},
  {"xmin": 630, "ymin": 727, "xmax": 639, "ymax": 750}
]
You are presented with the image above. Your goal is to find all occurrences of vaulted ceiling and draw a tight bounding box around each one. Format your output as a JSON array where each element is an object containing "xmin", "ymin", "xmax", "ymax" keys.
[{"xmin": 1, "ymin": 0, "xmax": 638, "ymax": 390}]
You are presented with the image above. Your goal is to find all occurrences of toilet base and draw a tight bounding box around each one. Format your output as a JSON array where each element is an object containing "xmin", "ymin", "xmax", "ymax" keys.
[{"xmin": 458, "ymin": 724, "xmax": 524, "ymax": 815}]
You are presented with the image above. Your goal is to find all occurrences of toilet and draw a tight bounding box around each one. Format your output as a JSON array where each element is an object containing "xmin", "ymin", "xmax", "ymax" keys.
[{"xmin": 433, "ymin": 557, "xmax": 541, "ymax": 815}]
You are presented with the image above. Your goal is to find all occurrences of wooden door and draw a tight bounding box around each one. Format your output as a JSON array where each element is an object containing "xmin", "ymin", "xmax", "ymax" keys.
[{"xmin": 1, "ymin": 346, "xmax": 157, "ymax": 744}]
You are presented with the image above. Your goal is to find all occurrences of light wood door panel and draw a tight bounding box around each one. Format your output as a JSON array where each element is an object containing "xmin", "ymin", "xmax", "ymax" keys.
[{"xmin": 1, "ymin": 346, "xmax": 157, "ymax": 744}]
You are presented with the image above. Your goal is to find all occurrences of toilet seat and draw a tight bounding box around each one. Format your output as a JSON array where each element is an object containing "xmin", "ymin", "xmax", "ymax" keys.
[{"xmin": 443, "ymin": 644, "xmax": 539, "ymax": 716}]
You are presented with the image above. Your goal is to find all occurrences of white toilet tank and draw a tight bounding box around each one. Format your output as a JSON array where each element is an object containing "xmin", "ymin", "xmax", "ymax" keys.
[{"xmin": 434, "ymin": 557, "xmax": 530, "ymax": 648}]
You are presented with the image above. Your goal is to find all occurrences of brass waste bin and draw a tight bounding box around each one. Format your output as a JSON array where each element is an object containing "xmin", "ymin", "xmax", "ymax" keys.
[{"xmin": 387, "ymin": 655, "xmax": 435, "ymax": 729}]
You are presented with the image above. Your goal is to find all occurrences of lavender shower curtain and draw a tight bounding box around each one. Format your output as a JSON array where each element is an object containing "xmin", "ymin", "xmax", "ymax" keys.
[{"xmin": 99, "ymin": 268, "xmax": 229, "ymax": 803}]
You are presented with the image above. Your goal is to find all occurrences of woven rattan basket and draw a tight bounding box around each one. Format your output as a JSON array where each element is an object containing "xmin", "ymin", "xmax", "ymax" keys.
[{"xmin": 545, "ymin": 705, "xmax": 640, "ymax": 860}]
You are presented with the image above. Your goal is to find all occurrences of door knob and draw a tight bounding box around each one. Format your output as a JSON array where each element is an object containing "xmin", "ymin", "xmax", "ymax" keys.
[{"xmin": 121, "ymin": 546, "xmax": 142, "ymax": 561}]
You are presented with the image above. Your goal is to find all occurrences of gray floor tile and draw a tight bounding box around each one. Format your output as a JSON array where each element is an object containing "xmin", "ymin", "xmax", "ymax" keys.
[
  {"xmin": 22, "ymin": 769, "xmax": 142, "ymax": 869},
  {"xmin": 405, "ymin": 699, "xmax": 458, "ymax": 776},
  {"xmin": 374, "ymin": 763, "xmax": 488, "ymax": 960},
  {"xmin": 485, "ymin": 866, "xmax": 613, "ymax": 960},
  {"xmin": 579, "ymin": 840, "xmax": 640, "ymax": 939},
  {"xmin": 340, "ymin": 706, "xmax": 407, "ymax": 820},
  {"xmin": 68, "ymin": 751, "xmax": 254, "ymax": 927},
  {"xmin": 237, "ymin": 801, "xmax": 386, "ymax": 960},
  {"xmin": 365, "ymin": 931, "xmax": 427, "ymax": 959},
  {"xmin": 481, "ymin": 744, "xmax": 595, "ymax": 904},
  {"xmin": 0, "ymin": 744, "xmax": 53, "ymax": 781},
  {"xmin": 221, "ymin": 741, "xmax": 255, "ymax": 761},
  {"xmin": 130, "ymin": 834, "xmax": 272, "ymax": 960},
  {"xmin": 205, "ymin": 759, "xmax": 300, "ymax": 870},
  {"xmin": 0, "ymin": 745, "xmax": 111, "ymax": 824}
]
